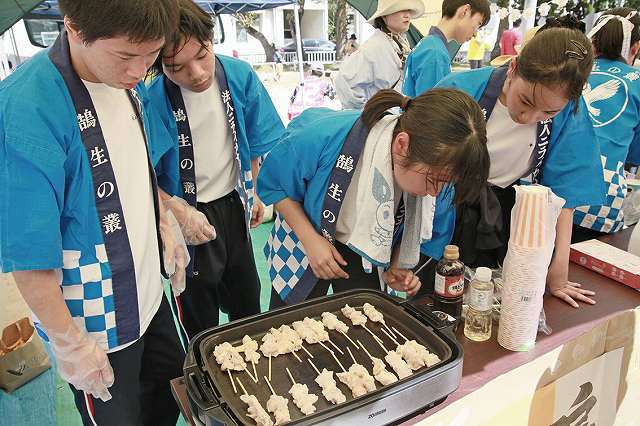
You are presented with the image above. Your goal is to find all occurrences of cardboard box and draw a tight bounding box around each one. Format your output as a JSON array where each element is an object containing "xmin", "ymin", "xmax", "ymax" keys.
[{"xmin": 569, "ymin": 239, "xmax": 640, "ymax": 290}]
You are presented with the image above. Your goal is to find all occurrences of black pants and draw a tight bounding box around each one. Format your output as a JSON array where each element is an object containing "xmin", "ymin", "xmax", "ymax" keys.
[
  {"xmin": 178, "ymin": 191, "xmax": 261, "ymax": 338},
  {"xmin": 70, "ymin": 296, "xmax": 184, "ymax": 426},
  {"xmin": 571, "ymin": 224, "xmax": 608, "ymax": 244},
  {"xmin": 270, "ymin": 241, "xmax": 382, "ymax": 309},
  {"xmin": 469, "ymin": 60, "xmax": 483, "ymax": 69}
]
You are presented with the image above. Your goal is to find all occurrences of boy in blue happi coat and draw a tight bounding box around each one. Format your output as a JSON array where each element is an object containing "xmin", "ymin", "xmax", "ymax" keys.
[
  {"xmin": 148, "ymin": 0, "xmax": 285, "ymax": 338},
  {"xmin": 417, "ymin": 28, "xmax": 606, "ymax": 309},
  {"xmin": 403, "ymin": 0, "xmax": 491, "ymax": 97},
  {"xmin": 0, "ymin": 1, "xmax": 190, "ymax": 424}
]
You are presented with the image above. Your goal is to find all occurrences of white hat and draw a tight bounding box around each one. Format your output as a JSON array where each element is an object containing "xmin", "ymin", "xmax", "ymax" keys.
[
  {"xmin": 367, "ymin": 0, "xmax": 425, "ymax": 24},
  {"xmin": 310, "ymin": 62, "xmax": 324, "ymax": 73}
]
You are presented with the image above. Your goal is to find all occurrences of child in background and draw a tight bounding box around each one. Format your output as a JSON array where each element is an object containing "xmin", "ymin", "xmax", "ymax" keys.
[{"xmin": 288, "ymin": 62, "xmax": 336, "ymax": 120}]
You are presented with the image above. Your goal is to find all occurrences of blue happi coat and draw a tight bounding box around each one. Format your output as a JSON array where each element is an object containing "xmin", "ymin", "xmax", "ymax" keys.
[{"xmin": 421, "ymin": 67, "xmax": 607, "ymax": 259}]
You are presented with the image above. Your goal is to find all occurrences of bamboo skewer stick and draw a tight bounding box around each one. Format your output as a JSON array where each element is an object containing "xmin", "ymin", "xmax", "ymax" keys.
[
  {"xmin": 245, "ymin": 366, "xmax": 258, "ymax": 383},
  {"xmin": 264, "ymin": 376, "xmax": 276, "ymax": 395},
  {"xmin": 228, "ymin": 369, "xmax": 238, "ymax": 394},
  {"xmin": 269, "ymin": 355, "xmax": 272, "ymax": 381},
  {"xmin": 381, "ymin": 328, "xmax": 400, "ymax": 347},
  {"xmin": 301, "ymin": 344, "xmax": 314, "ymax": 359},
  {"xmin": 383, "ymin": 323, "xmax": 396, "ymax": 339},
  {"xmin": 252, "ymin": 361, "xmax": 258, "ymax": 382},
  {"xmin": 392, "ymin": 326, "xmax": 409, "ymax": 342},
  {"xmin": 346, "ymin": 346, "xmax": 357, "ymax": 365},
  {"xmin": 291, "ymin": 350, "xmax": 302, "ymax": 362},
  {"xmin": 370, "ymin": 333, "xmax": 389, "ymax": 354},
  {"xmin": 307, "ymin": 358, "xmax": 321, "ymax": 375},
  {"xmin": 340, "ymin": 330, "xmax": 358, "ymax": 347},
  {"xmin": 363, "ymin": 324, "xmax": 384, "ymax": 344},
  {"xmin": 318, "ymin": 341, "xmax": 346, "ymax": 372},
  {"xmin": 357, "ymin": 340, "xmax": 375, "ymax": 361},
  {"xmin": 286, "ymin": 367, "xmax": 296, "ymax": 386},
  {"xmin": 236, "ymin": 377, "xmax": 248, "ymax": 395},
  {"xmin": 327, "ymin": 338, "xmax": 344, "ymax": 355}
]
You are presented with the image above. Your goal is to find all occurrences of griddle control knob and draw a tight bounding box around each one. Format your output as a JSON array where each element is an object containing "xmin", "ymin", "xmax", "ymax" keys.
[{"xmin": 432, "ymin": 310, "xmax": 456, "ymax": 323}]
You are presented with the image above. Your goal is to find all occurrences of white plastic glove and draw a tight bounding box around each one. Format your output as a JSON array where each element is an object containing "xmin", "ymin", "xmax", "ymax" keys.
[
  {"xmin": 164, "ymin": 196, "xmax": 216, "ymax": 245},
  {"xmin": 161, "ymin": 208, "xmax": 191, "ymax": 296},
  {"xmin": 47, "ymin": 322, "xmax": 114, "ymax": 402}
]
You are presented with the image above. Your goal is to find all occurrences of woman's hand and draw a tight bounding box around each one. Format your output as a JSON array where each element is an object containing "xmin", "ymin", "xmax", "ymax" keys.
[
  {"xmin": 383, "ymin": 268, "xmax": 421, "ymax": 296},
  {"xmin": 304, "ymin": 233, "xmax": 349, "ymax": 280}
]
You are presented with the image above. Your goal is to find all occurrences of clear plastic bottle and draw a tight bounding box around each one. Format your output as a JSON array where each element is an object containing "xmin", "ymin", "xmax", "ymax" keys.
[{"xmin": 464, "ymin": 267, "xmax": 494, "ymax": 342}]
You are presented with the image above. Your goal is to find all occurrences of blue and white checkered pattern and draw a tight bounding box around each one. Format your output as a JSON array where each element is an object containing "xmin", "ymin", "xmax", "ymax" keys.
[
  {"xmin": 264, "ymin": 214, "xmax": 309, "ymax": 300},
  {"xmin": 59, "ymin": 244, "xmax": 118, "ymax": 349},
  {"xmin": 575, "ymin": 156, "xmax": 626, "ymax": 233}
]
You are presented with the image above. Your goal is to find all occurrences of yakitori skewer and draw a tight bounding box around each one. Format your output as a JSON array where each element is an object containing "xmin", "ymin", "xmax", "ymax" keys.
[
  {"xmin": 286, "ymin": 368, "xmax": 318, "ymax": 415},
  {"xmin": 264, "ymin": 376, "xmax": 291, "ymax": 425},
  {"xmin": 237, "ymin": 378, "xmax": 274, "ymax": 426},
  {"xmin": 357, "ymin": 340, "xmax": 398, "ymax": 386}
]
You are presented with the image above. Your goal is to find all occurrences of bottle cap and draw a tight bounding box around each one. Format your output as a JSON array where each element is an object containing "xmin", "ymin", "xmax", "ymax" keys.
[
  {"xmin": 475, "ymin": 267, "xmax": 492, "ymax": 282},
  {"xmin": 443, "ymin": 245, "xmax": 459, "ymax": 260}
]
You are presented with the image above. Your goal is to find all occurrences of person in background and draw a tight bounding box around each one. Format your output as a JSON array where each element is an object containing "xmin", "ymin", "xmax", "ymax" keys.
[
  {"xmin": 344, "ymin": 33, "xmax": 359, "ymax": 56},
  {"xmin": 418, "ymin": 28, "xmax": 606, "ymax": 309},
  {"xmin": 499, "ymin": 18, "xmax": 522, "ymax": 56},
  {"xmin": 288, "ymin": 62, "xmax": 336, "ymax": 120},
  {"xmin": 467, "ymin": 30, "xmax": 491, "ymax": 69},
  {"xmin": 259, "ymin": 88, "xmax": 489, "ymax": 308},
  {"xmin": 335, "ymin": 0, "xmax": 425, "ymax": 109},
  {"xmin": 0, "ymin": 0, "xmax": 190, "ymax": 424},
  {"xmin": 272, "ymin": 42, "xmax": 284, "ymax": 81},
  {"xmin": 148, "ymin": 0, "xmax": 285, "ymax": 339},
  {"xmin": 403, "ymin": 0, "xmax": 491, "ymax": 97},
  {"xmin": 573, "ymin": 8, "xmax": 640, "ymax": 242}
]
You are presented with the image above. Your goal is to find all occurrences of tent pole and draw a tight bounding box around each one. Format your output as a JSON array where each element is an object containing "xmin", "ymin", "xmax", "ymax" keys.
[
  {"xmin": 293, "ymin": 2, "xmax": 305, "ymax": 108},
  {"xmin": 8, "ymin": 27, "xmax": 21, "ymax": 66}
]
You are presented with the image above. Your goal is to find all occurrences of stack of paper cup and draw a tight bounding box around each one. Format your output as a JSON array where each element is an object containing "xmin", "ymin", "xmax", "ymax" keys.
[{"xmin": 497, "ymin": 185, "xmax": 565, "ymax": 351}]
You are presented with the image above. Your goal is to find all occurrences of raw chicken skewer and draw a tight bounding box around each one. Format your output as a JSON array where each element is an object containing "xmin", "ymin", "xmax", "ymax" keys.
[
  {"xmin": 214, "ymin": 342, "xmax": 256, "ymax": 383},
  {"xmin": 308, "ymin": 358, "xmax": 347, "ymax": 405},
  {"xmin": 264, "ymin": 376, "xmax": 291, "ymax": 425},
  {"xmin": 340, "ymin": 305, "xmax": 385, "ymax": 345},
  {"xmin": 239, "ymin": 335, "xmax": 261, "ymax": 383},
  {"xmin": 336, "ymin": 347, "xmax": 376, "ymax": 398},
  {"xmin": 362, "ymin": 303, "xmax": 396, "ymax": 338},
  {"xmin": 357, "ymin": 340, "xmax": 398, "ymax": 386},
  {"xmin": 260, "ymin": 327, "xmax": 304, "ymax": 364},
  {"xmin": 292, "ymin": 318, "xmax": 344, "ymax": 355},
  {"xmin": 318, "ymin": 341, "xmax": 346, "ymax": 373},
  {"xmin": 321, "ymin": 312, "xmax": 358, "ymax": 347},
  {"xmin": 236, "ymin": 377, "xmax": 274, "ymax": 426},
  {"xmin": 382, "ymin": 328, "xmax": 440, "ymax": 370},
  {"xmin": 367, "ymin": 329, "xmax": 413, "ymax": 379},
  {"xmin": 286, "ymin": 368, "xmax": 318, "ymax": 415}
]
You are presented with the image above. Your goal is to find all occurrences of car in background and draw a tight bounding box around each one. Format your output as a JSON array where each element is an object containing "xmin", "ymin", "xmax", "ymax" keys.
[{"xmin": 280, "ymin": 39, "xmax": 335, "ymax": 60}]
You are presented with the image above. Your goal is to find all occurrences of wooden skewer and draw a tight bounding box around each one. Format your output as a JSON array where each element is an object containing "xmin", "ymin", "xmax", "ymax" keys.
[
  {"xmin": 383, "ymin": 323, "xmax": 396, "ymax": 339},
  {"xmin": 286, "ymin": 367, "xmax": 296, "ymax": 386},
  {"xmin": 392, "ymin": 326, "xmax": 410, "ymax": 342},
  {"xmin": 319, "ymin": 341, "xmax": 346, "ymax": 373},
  {"xmin": 347, "ymin": 346, "xmax": 357, "ymax": 365},
  {"xmin": 363, "ymin": 324, "xmax": 384, "ymax": 344},
  {"xmin": 252, "ymin": 361, "xmax": 258, "ymax": 383},
  {"xmin": 228, "ymin": 369, "xmax": 238, "ymax": 394},
  {"xmin": 264, "ymin": 376, "xmax": 276, "ymax": 395},
  {"xmin": 327, "ymin": 338, "xmax": 344, "ymax": 355},
  {"xmin": 291, "ymin": 350, "xmax": 302, "ymax": 362},
  {"xmin": 357, "ymin": 340, "xmax": 375, "ymax": 361},
  {"xmin": 236, "ymin": 377, "xmax": 248, "ymax": 395},
  {"xmin": 269, "ymin": 355, "xmax": 272, "ymax": 382},
  {"xmin": 301, "ymin": 344, "xmax": 314, "ymax": 359},
  {"xmin": 370, "ymin": 333, "xmax": 389, "ymax": 354},
  {"xmin": 381, "ymin": 328, "xmax": 400, "ymax": 346},
  {"xmin": 307, "ymin": 358, "xmax": 321, "ymax": 375},
  {"xmin": 245, "ymin": 367, "xmax": 258, "ymax": 383},
  {"xmin": 340, "ymin": 330, "xmax": 358, "ymax": 347}
]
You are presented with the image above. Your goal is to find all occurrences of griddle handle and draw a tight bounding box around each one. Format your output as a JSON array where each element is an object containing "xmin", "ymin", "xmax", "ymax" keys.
[{"xmin": 186, "ymin": 369, "xmax": 219, "ymax": 411}]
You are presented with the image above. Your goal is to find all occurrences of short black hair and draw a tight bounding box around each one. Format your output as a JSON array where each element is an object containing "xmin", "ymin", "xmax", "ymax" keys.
[
  {"xmin": 59, "ymin": 0, "xmax": 179, "ymax": 44},
  {"xmin": 513, "ymin": 19, "xmax": 522, "ymax": 27},
  {"xmin": 442, "ymin": 0, "xmax": 491, "ymax": 27}
]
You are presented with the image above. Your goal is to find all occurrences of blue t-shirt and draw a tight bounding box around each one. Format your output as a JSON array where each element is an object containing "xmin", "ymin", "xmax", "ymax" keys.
[
  {"xmin": 574, "ymin": 58, "xmax": 640, "ymax": 233},
  {"xmin": 0, "ymin": 50, "xmax": 173, "ymax": 350}
]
